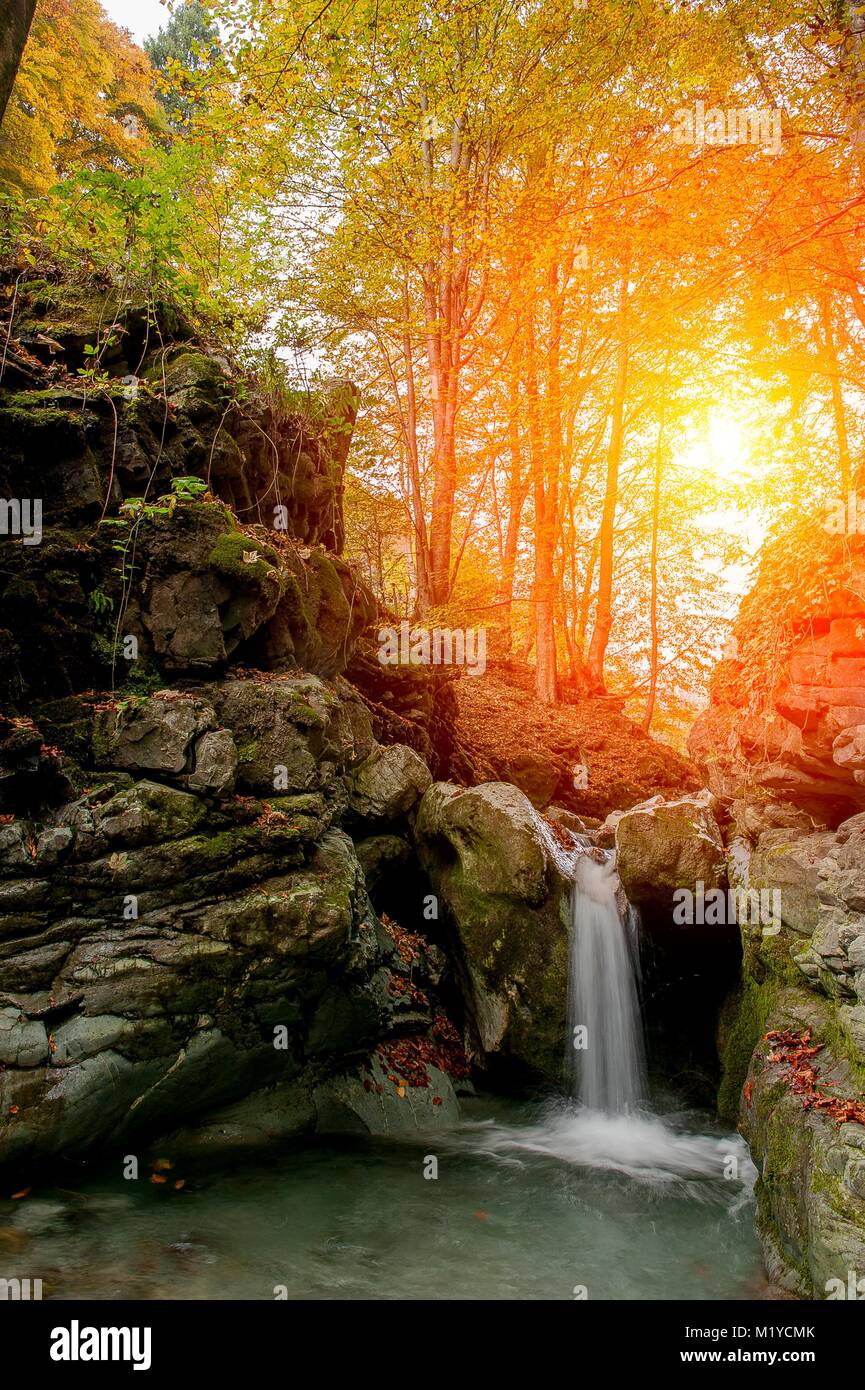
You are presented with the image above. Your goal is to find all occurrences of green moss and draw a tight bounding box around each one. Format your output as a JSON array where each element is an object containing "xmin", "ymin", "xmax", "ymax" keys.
[
  {"xmin": 0, "ymin": 404, "xmax": 84, "ymax": 437},
  {"xmin": 208, "ymin": 531, "xmax": 280, "ymax": 585},
  {"xmin": 822, "ymin": 1008, "xmax": 865, "ymax": 1093},
  {"xmin": 236, "ymin": 738, "xmax": 259, "ymax": 765},
  {"xmin": 716, "ymin": 977, "xmax": 778, "ymax": 1122},
  {"xmin": 285, "ymin": 699, "xmax": 324, "ymax": 729}
]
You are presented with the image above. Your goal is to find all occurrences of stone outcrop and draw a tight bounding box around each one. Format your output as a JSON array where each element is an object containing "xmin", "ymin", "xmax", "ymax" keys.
[
  {"xmin": 0, "ymin": 676, "xmax": 467, "ymax": 1170},
  {"xmin": 0, "ymin": 277, "xmax": 376, "ymax": 710},
  {"xmin": 689, "ymin": 544, "xmax": 865, "ymax": 827},
  {"xmin": 714, "ymin": 786, "xmax": 865, "ymax": 1293},
  {"xmin": 0, "ymin": 278, "xmax": 467, "ymax": 1173}
]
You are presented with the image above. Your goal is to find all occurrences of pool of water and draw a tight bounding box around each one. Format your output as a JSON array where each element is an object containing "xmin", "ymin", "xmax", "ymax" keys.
[{"xmin": 0, "ymin": 1097, "xmax": 765, "ymax": 1301}]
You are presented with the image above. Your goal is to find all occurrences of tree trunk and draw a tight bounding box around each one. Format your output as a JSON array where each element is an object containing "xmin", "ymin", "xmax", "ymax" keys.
[
  {"xmin": 587, "ymin": 271, "xmax": 630, "ymax": 693},
  {"xmin": 642, "ymin": 386, "xmax": 666, "ymax": 732},
  {"xmin": 820, "ymin": 293, "xmax": 852, "ymax": 496},
  {"xmin": 401, "ymin": 288, "xmax": 432, "ymax": 616},
  {"xmin": 492, "ymin": 349, "xmax": 529, "ymax": 655},
  {"xmin": 525, "ymin": 305, "xmax": 559, "ymax": 704},
  {"xmin": 0, "ymin": 0, "xmax": 36, "ymax": 126}
]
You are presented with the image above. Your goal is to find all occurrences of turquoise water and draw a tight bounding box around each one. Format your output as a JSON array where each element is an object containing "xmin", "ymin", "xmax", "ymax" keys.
[{"xmin": 0, "ymin": 1097, "xmax": 765, "ymax": 1301}]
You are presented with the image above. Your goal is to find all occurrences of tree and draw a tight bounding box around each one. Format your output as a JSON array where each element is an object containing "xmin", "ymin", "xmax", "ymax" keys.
[
  {"xmin": 145, "ymin": 1, "xmax": 219, "ymax": 127},
  {"xmin": 0, "ymin": 0, "xmax": 36, "ymax": 127}
]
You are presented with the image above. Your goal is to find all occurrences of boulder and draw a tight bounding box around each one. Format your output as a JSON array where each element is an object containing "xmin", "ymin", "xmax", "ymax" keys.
[
  {"xmin": 210, "ymin": 674, "xmax": 374, "ymax": 798},
  {"xmin": 747, "ymin": 828, "xmax": 836, "ymax": 937},
  {"xmin": 189, "ymin": 729, "xmax": 238, "ymax": 795},
  {"xmin": 93, "ymin": 695, "xmax": 213, "ymax": 775},
  {"xmin": 348, "ymin": 744, "xmax": 432, "ymax": 825},
  {"xmin": 614, "ymin": 793, "xmax": 726, "ymax": 910},
  {"xmin": 414, "ymin": 781, "xmax": 572, "ymax": 1079}
]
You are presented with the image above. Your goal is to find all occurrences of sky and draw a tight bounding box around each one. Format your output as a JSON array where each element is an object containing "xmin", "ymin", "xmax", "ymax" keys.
[{"xmin": 100, "ymin": 0, "xmax": 169, "ymax": 44}]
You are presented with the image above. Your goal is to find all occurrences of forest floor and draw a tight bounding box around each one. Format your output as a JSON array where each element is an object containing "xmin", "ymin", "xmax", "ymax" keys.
[{"xmin": 448, "ymin": 661, "xmax": 700, "ymax": 821}]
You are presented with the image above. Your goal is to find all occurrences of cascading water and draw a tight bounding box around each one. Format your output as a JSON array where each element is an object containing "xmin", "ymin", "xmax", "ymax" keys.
[{"xmin": 568, "ymin": 851, "xmax": 646, "ymax": 1113}]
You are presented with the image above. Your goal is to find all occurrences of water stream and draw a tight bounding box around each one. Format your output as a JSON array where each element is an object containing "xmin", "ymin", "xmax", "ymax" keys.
[{"xmin": 0, "ymin": 851, "xmax": 765, "ymax": 1300}]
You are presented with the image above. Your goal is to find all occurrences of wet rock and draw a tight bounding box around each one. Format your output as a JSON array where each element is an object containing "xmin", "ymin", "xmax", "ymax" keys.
[
  {"xmin": 0, "ymin": 1007, "xmax": 48, "ymax": 1067},
  {"xmin": 414, "ymin": 781, "xmax": 571, "ymax": 1079},
  {"xmin": 314, "ymin": 1056, "xmax": 459, "ymax": 1134}
]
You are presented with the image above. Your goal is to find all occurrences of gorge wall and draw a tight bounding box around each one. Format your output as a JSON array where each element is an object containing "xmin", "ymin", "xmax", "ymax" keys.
[{"xmin": 687, "ymin": 536, "xmax": 865, "ymax": 1297}]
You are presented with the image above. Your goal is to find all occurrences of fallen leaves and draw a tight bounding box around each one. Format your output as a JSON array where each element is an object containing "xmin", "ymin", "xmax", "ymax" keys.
[
  {"xmin": 763, "ymin": 1028, "xmax": 865, "ymax": 1126},
  {"xmin": 380, "ymin": 913, "xmax": 426, "ymax": 966},
  {"xmin": 375, "ymin": 1014, "xmax": 469, "ymax": 1089}
]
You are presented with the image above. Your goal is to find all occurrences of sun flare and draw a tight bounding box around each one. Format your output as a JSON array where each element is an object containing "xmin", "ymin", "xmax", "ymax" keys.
[{"xmin": 677, "ymin": 409, "xmax": 756, "ymax": 482}]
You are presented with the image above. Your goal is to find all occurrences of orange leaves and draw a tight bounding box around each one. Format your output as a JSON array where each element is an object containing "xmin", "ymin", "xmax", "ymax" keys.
[
  {"xmin": 744, "ymin": 1080, "xmax": 753, "ymax": 1107},
  {"xmin": 376, "ymin": 1015, "xmax": 469, "ymax": 1090},
  {"xmin": 762, "ymin": 1028, "xmax": 865, "ymax": 1126},
  {"xmin": 10, "ymin": 1187, "xmax": 30, "ymax": 1201}
]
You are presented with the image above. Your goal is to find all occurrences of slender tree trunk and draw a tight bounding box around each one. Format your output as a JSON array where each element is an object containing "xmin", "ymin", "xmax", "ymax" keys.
[
  {"xmin": 587, "ymin": 270, "xmax": 630, "ymax": 693},
  {"xmin": 820, "ymin": 293, "xmax": 852, "ymax": 496},
  {"xmin": 401, "ymin": 286, "xmax": 432, "ymax": 616},
  {"xmin": 525, "ymin": 306, "xmax": 559, "ymax": 703},
  {"xmin": 576, "ymin": 530, "xmax": 599, "ymax": 656},
  {"xmin": 0, "ymin": 0, "xmax": 35, "ymax": 126},
  {"xmin": 642, "ymin": 378, "xmax": 667, "ymax": 732},
  {"xmin": 493, "ymin": 350, "xmax": 529, "ymax": 656}
]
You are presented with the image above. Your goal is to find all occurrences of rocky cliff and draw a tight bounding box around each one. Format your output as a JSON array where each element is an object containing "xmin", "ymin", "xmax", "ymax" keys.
[{"xmin": 688, "ymin": 535, "xmax": 865, "ymax": 1296}]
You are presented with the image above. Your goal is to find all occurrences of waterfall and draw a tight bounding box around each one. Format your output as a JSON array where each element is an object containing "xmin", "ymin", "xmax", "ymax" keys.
[{"xmin": 567, "ymin": 852, "xmax": 646, "ymax": 1113}]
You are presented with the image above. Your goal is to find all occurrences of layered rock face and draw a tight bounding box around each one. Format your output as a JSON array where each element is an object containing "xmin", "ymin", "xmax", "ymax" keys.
[
  {"xmin": 0, "ymin": 674, "xmax": 463, "ymax": 1169},
  {"xmin": 0, "ymin": 283, "xmax": 470, "ymax": 1171},
  {"xmin": 689, "ymin": 549, "xmax": 865, "ymax": 1294},
  {"xmin": 0, "ymin": 275, "xmax": 375, "ymax": 710},
  {"xmin": 689, "ymin": 545, "xmax": 865, "ymax": 827},
  {"xmin": 716, "ymin": 811, "xmax": 865, "ymax": 1296}
]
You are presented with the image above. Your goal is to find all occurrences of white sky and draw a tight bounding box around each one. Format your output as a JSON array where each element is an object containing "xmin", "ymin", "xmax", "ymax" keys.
[{"xmin": 100, "ymin": 0, "xmax": 170, "ymax": 44}]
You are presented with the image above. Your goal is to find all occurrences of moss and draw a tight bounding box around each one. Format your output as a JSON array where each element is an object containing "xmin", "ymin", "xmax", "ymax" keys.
[
  {"xmin": 208, "ymin": 531, "xmax": 280, "ymax": 585},
  {"xmin": 0, "ymin": 404, "xmax": 84, "ymax": 438},
  {"xmin": 236, "ymin": 738, "xmax": 259, "ymax": 765},
  {"xmin": 716, "ymin": 977, "xmax": 778, "ymax": 1122},
  {"xmin": 285, "ymin": 699, "xmax": 324, "ymax": 729},
  {"xmin": 822, "ymin": 1008, "xmax": 865, "ymax": 1093}
]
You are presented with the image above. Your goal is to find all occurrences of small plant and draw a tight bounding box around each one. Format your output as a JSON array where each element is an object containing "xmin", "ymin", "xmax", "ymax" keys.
[
  {"xmin": 88, "ymin": 588, "xmax": 114, "ymax": 617},
  {"xmin": 170, "ymin": 475, "xmax": 208, "ymax": 502}
]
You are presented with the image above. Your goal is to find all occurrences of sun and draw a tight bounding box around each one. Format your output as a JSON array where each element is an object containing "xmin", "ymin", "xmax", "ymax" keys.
[{"xmin": 675, "ymin": 407, "xmax": 756, "ymax": 482}]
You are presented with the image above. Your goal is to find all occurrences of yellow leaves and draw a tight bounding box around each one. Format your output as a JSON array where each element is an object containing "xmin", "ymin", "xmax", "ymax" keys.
[
  {"xmin": 152, "ymin": 1158, "xmax": 173, "ymax": 1172},
  {"xmin": 0, "ymin": 0, "xmax": 166, "ymax": 199}
]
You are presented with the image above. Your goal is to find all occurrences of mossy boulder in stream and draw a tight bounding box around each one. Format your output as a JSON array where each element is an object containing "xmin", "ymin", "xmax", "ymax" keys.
[{"xmin": 414, "ymin": 781, "xmax": 572, "ymax": 1081}]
